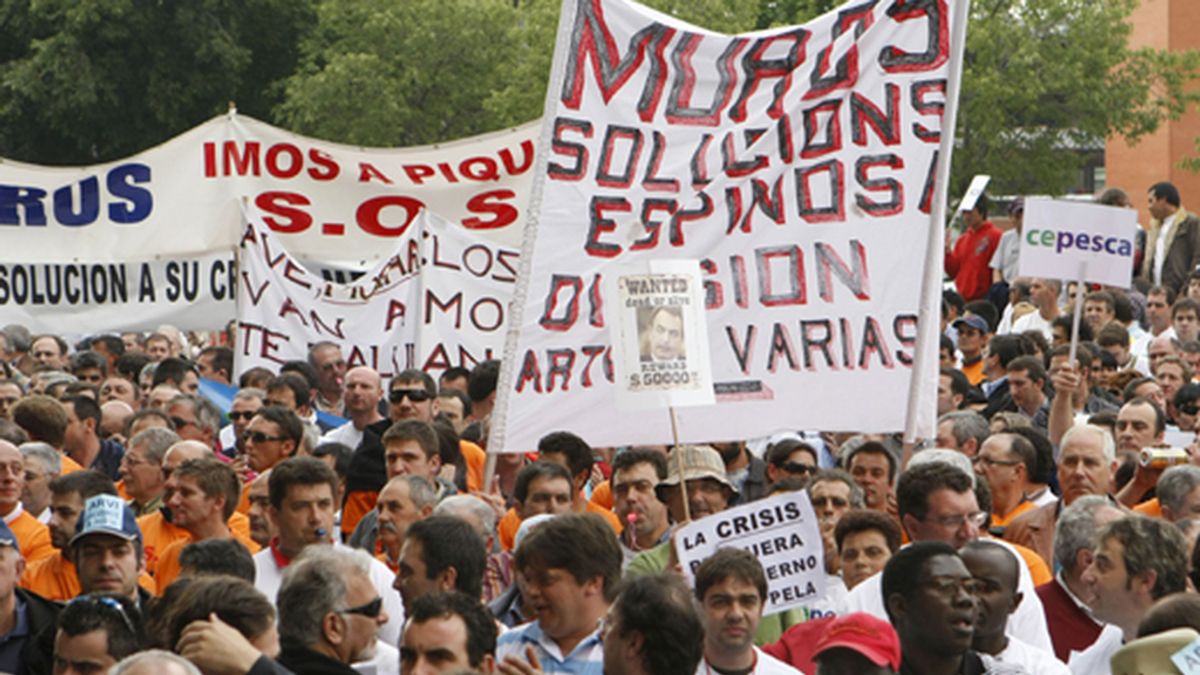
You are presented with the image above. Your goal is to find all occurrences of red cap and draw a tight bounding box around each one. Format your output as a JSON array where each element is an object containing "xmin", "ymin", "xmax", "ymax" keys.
[{"xmin": 812, "ymin": 613, "xmax": 901, "ymax": 670}]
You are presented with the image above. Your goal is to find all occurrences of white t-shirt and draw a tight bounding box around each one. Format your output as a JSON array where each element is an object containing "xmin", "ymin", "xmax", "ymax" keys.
[
  {"xmin": 695, "ymin": 648, "xmax": 802, "ymax": 675},
  {"xmin": 1010, "ymin": 311, "xmax": 1054, "ymax": 341},
  {"xmin": 322, "ymin": 421, "xmax": 364, "ymax": 449},
  {"xmin": 990, "ymin": 229, "xmax": 1021, "ymax": 283},
  {"xmin": 844, "ymin": 539, "xmax": 1053, "ymax": 654},
  {"xmin": 995, "ymin": 636, "xmax": 1069, "ymax": 675},
  {"xmin": 254, "ymin": 542, "xmax": 404, "ymax": 646},
  {"xmin": 1067, "ymin": 624, "xmax": 1123, "ymax": 675}
]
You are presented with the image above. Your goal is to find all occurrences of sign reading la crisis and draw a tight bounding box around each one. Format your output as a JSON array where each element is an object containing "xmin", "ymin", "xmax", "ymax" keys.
[
  {"xmin": 491, "ymin": 0, "xmax": 962, "ymax": 451},
  {"xmin": 0, "ymin": 116, "xmax": 536, "ymax": 333}
]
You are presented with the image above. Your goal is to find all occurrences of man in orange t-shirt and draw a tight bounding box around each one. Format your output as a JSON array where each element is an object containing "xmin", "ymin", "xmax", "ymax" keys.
[
  {"xmin": 0, "ymin": 440, "xmax": 53, "ymax": 562},
  {"xmin": 153, "ymin": 458, "xmax": 260, "ymax": 590}
]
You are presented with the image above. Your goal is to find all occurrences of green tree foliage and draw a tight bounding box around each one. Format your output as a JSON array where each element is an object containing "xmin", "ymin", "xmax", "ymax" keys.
[
  {"xmin": 956, "ymin": 0, "xmax": 1200, "ymax": 197},
  {"xmin": 0, "ymin": 0, "xmax": 315, "ymax": 165}
]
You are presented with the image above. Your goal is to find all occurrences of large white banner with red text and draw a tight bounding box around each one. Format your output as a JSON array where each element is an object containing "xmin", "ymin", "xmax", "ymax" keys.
[
  {"xmin": 0, "ymin": 115, "xmax": 536, "ymax": 333},
  {"xmin": 492, "ymin": 0, "xmax": 963, "ymax": 451}
]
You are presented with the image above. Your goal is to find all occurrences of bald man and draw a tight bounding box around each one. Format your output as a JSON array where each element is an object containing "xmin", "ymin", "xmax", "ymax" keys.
[
  {"xmin": 100, "ymin": 401, "xmax": 135, "ymax": 443},
  {"xmin": 321, "ymin": 367, "xmax": 385, "ymax": 450}
]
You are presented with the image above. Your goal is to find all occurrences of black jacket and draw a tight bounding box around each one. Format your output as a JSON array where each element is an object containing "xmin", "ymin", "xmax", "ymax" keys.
[
  {"xmin": 276, "ymin": 638, "xmax": 360, "ymax": 675},
  {"xmin": 19, "ymin": 587, "xmax": 63, "ymax": 675}
]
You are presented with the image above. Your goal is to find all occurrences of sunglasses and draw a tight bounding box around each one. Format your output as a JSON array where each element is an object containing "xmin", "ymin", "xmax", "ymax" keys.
[
  {"xmin": 169, "ymin": 416, "xmax": 195, "ymax": 429},
  {"xmin": 779, "ymin": 462, "xmax": 815, "ymax": 475},
  {"xmin": 227, "ymin": 411, "xmax": 257, "ymax": 422},
  {"xmin": 69, "ymin": 595, "xmax": 137, "ymax": 634},
  {"xmin": 390, "ymin": 389, "xmax": 431, "ymax": 404},
  {"xmin": 1181, "ymin": 403, "xmax": 1200, "ymax": 416},
  {"xmin": 243, "ymin": 430, "xmax": 287, "ymax": 444},
  {"xmin": 342, "ymin": 596, "xmax": 384, "ymax": 619}
]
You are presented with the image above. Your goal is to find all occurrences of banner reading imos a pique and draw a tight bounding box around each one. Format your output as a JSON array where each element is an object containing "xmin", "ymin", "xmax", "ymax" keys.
[
  {"xmin": 492, "ymin": 0, "xmax": 969, "ymax": 452},
  {"xmin": 0, "ymin": 115, "xmax": 536, "ymax": 332}
]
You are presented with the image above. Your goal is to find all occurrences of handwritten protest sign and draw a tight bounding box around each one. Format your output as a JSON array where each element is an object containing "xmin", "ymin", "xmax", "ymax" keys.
[
  {"xmin": 492, "ymin": 0, "xmax": 966, "ymax": 452},
  {"xmin": 1018, "ymin": 198, "xmax": 1138, "ymax": 289},
  {"xmin": 675, "ymin": 490, "xmax": 825, "ymax": 614},
  {"xmin": 0, "ymin": 115, "xmax": 536, "ymax": 332},
  {"xmin": 609, "ymin": 260, "xmax": 714, "ymax": 409}
]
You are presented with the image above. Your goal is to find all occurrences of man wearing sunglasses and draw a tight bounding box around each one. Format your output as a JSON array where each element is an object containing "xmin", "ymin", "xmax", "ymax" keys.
[
  {"xmin": 277, "ymin": 546, "xmax": 388, "ymax": 675},
  {"xmin": 216, "ymin": 388, "xmax": 264, "ymax": 457},
  {"xmin": 764, "ymin": 440, "xmax": 819, "ymax": 487}
]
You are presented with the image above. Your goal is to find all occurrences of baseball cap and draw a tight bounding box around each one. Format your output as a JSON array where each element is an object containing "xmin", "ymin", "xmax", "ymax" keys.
[
  {"xmin": 1008, "ymin": 197, "xmax": 1025, "ymax": 215},
  {"xmin": 657, "ymin": 445, "xmax": 735, "ymax": 492},
  {"xmin": 70, "ymin": 494, "xmax": 142, "ymax": 548},
  {"xmin": 0, "ymin": 520, "xmax": 17, "ymax": 550},
  {"xmin": 812, "ymin": 613, "xmax": 902, "ymax": 670},
  {"xmin": 953, "ymin": 314, "xmax": 989, "ymax": 334}
]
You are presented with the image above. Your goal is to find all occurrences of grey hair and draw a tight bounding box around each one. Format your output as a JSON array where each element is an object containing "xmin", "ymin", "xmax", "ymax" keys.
[
  {"xmin": 169, "ymin": 394, "xmax": 222, "ymax": 436},
  {"xmin": 809, "ymin": 468, "xmax": 865, "ymax": 509},
  {"xmin": 1060, "ymin": 423, "xmax": 1116, "ymax": 462},
  {"xmin": 108, "ymin": 649, "xmax": 202, "ymax": 675},
  {"xmin": 277, "ymin": 546, "xmax": 373, "ymax": 646},
  {"xmin": 19, "ymin": 442, "xmax": 60, "ymax": 476},
  {"xmin": 129, "ymin": 427, "xmax": 180, "ymax": 465},
  {"xmin": 300, "ymin": 421, "xmax": 321, "ymax": 455},
  {"xmin": 909, "ymin": 448, "xmax": 977, "ymax": 487},
  {"xmin": 435, "ymin": 494, "xmax": 497, "ymax": 537},
  {"xmin": 401, "ymin": 475, "xmax": 438, "ymax": 510},
  {"xmin": 233, "ymin": 387, "xmax": 266, "ymax": 403},
  {"xmin": 938, "ymin": 411, "xmax": 989, "ymax": 448},
  {"xmin": 1054, "ymin": 495, "xmax": 1119, "ymax": 572},
  {"xmin": 1157, "ymin": 465, "xmax": 1200, "ymax": 517}
]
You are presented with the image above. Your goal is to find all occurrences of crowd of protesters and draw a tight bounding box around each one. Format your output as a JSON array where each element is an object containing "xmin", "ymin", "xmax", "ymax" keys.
[{"xmin": 0, "ymin": 182, "xmax": 1196, "ymax": 674}]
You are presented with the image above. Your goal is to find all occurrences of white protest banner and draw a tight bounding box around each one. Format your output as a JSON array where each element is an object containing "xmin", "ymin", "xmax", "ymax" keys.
[
  {"xmin": 957, "ymin": 174, "xmax": 990, "ymax": 212},
  {"xmin": 1018, "ymin": 198, "xmax": 1138, "ymax": 289},
  {"xmin": 236, "ymin": 207, "xmax": 421, "ymax": 378},
  {"xmin": 0, "ymin": 252, "xmax": 236, "ymax": 333},
  {"xmin": 608, "ymin": 260, "xmax": 715, "ymax": 409},
  {"xmin": 0, "ymin": 114, "xmax": 537, "ymax": 332},
  {"xmin": 675, "ymin": 490, "xmax": 825, "ymax": 614},
  {"xmin": 492, "ymin": 0, "xmax": 968, "ymax": 452},
  {"xmin": 418, "ymin": 214, "xmax": 521, "ymax": 371},
  {"xmin": 1172, "ymin": 635, "xmax": 1200, "ymax": 675}
]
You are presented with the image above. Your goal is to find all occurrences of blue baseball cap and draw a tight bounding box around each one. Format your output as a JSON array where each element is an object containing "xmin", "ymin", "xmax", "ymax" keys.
[
  {"xmin": 0, "ymin": 520, "xmax": 17, "ymax": 550},
  {"xmin": 70, "ymin": 494, "xmax": 142, "ymax": 548}
]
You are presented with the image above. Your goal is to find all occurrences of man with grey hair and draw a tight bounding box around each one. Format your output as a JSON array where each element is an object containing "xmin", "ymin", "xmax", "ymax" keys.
[
  {"xmin": 1005, "ymin": 423, "xmax": 1118, "ymax": 566},
  {"xmin": 165, "ymin": 394, "xmax": 221, "ymax": 450},
  {"xmin": 1036, "ymin": 495, "xmax": 1125, "ymax": 663},
  {"xmin": 1070, "ymin": 515, "xmax": 1190, "ymax": 674},
  {"xmin": 277, "ymin": 546, "xmax": 389, "ymax": 674},
  {"xmin": 218, "ymin": 387, "xmax": 265, "ymax": 456},
  {"xmin": 935, "ymin": 410, "xmax": 989, "ymax": 458},
  {"xmin": 109, "ymin": 649, "xmax": 203, "ymax": 675},
  {"xmin": 1156, "ymin": 464, "xmax": 1200, "ymax": 522},
  {"xmin": 348, "ymin": 474, "xmax": 436, "ymax": 571},
  {"xmin": 434, "ymin": 494, "xmax": 507, "ymax": 602},
  {"xmin": 19, "ymin": 442, "xmax": 60, "ymax": 523},
  {"xmin": 120, "ymin": 427, "xmax": 178, "ymax": 517}
]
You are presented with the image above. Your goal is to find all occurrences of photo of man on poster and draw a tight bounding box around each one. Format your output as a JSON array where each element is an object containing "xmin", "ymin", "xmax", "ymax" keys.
[{"xmin": 639, "ymin": 305, "xmax": 686, "ymax": 363}]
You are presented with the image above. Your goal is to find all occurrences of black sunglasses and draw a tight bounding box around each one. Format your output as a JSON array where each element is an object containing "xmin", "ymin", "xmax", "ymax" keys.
[
  {"xmin": 779, "ymin": 462, "xmax": 815, "ymax": 475},
  {"xmin": 243, "ymin": 430, "xmax": 287, "ymax": 444},
  {"xmin": 227, "ymin": 411, "xmax": 257, "ymax": 422},
  {"xmin": 390, "ymin": 389, "xmax": 431, "ymax": 404},
  {"xmin": 343, "ymin": 596, "xmax": 384, "ymax": 619},
  {"xmin": 169, "ymin": 416, "xmax": 195, "ymax": 429}
]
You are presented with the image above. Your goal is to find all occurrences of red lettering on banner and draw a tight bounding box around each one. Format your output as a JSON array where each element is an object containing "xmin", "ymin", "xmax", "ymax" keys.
[
  {"xmin": 358, "ymin": 162, "xmax": 393, "ymax": 184},
  {"xmin": 255, "ymin": 192, "xmax": 313, "ymax": 233},
  {"xmin": 356, "ymin": 196, "xmax": 422, "ymax": 237},
  {"xmin": 240, "ymin": 272, "xmax": 269, "ymax": 306},
  {"xmin": 463, "ymin": 190, "xmax": 518, "ymax": 230},
  {"xmin": 385, "ymin": 299, "xmax": 407, "ymax": 331},
  {"xmin": 308, "ymin": 150, "xmax": 340, "ymax": 181},
  {"xmin": 238, "ymin": 322, "xmax": 290, "ymax": 365}
]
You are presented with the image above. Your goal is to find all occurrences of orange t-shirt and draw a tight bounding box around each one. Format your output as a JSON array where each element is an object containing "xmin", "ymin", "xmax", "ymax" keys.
[
  {"xmin": 20, "ymin": 550, "xmax": 156, "ymax": 600},
  {"xmin": 235, "ymin": 483, "xmax": 252, "ymax": 515},
  {"xmin": 461, "ymin": 441, "xmax": 485, "ymax": 493},
  {"xmin": 498, "ymin": 500, "xmax": 623, "ymax": 551},
  {"xmin": 990, "ymin": 500, "xmax": 1038, "ymax": 530},
  {"xmin": 590, "ymin": 481, "xmax": 614, "ymax": 511},
  {"xmin": 9, "ymin": 511, "xmax": 54, "ymax": 563},
  {"xmin": 153, "ymin": 531, "xmax": 262, "ymax": 592},
  {"xmin": 60, "ymin": 454, "xmax": 83, "ymax": 474},
  {"xmin": 342, "ymin": 490, "xmax": 378, "ymax": 538},
  {"xmin": 137, "ymin": 511, "xmax": 189, "ymax": 576},
  {"xmin": 961, "ymin": 359, "xmax": 985, "ymax": 386},
  {"xmin": 1134, "ymin": 498, "xmax": 1162, "ymax": 518}
]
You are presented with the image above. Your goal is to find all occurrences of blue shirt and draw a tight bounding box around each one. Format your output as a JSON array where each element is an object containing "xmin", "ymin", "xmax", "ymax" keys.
[
  {"xmin": 495, "ymin": 619, "xmax": 604, "ymax": 675},
  {"xmin": 0, "ymin": 596, "xmax": 30, "ymax": 675}
]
